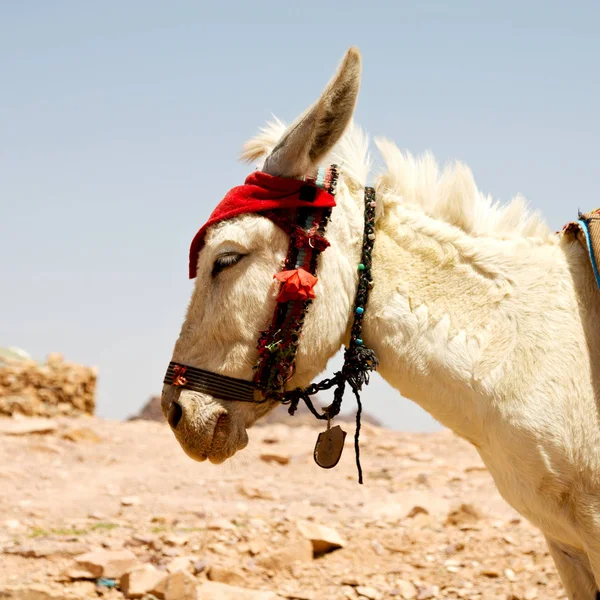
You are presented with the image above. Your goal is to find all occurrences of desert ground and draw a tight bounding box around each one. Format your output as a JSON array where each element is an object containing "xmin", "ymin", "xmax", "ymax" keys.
[{"xmin": 0, "ymin": 414, "xmax": 566, "ymax": 600}]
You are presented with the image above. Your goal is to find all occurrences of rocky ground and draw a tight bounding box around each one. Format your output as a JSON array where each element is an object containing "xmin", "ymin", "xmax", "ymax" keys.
[{"xmin": 0, "ymin": 416, "xmax": 566, "ymax": 599}]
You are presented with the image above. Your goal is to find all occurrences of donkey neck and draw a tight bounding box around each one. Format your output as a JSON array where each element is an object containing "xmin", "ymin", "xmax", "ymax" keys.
[{"xmin": 363, "ymin": 204, "xmax": 561, "ymax": 445}]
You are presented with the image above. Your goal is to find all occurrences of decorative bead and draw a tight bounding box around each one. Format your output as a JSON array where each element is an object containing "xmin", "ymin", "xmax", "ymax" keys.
[
  {"xmin": 355, "ymin": 306, "xmax": 364, "ymax": 315},
  {"xmin": 368, "ymin": 233, "xmax": 375, "ymax": 240},
  {"xmin": 356, "ymin": 338, "xmax": 363, "ymax": 345},
  {"xmin": 368, "ymin": 280, "xmax": 374, "ymax": 288},
  {"xmin": 369, "ymin": 201, "xmax": 376, "ymax": 207},
  {"xmin": 358, "ymin": 263, "xmax": 365, "ymax": 271}
]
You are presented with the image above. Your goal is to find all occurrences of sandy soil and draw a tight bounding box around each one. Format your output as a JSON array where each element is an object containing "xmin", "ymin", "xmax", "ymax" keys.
[{"xmin": 0, "ymin": 417, "xmax": 566, "ymax": 599}]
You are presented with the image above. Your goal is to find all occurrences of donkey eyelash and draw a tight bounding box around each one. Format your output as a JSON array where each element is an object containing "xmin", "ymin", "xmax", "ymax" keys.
[{"xmin": 211, "ymin": 252, "xmax": 246, "ymax": 277}]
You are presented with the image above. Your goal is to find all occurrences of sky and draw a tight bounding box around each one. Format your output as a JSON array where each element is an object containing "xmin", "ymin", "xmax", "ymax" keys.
[{"xmin": 1, "ymin": 2, "xmax": 599, "ymax": 430}]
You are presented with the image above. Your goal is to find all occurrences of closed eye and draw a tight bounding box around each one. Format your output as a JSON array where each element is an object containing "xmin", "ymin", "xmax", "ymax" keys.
[{"xmin": 211, "ymin": 252, "xmax": 246, "ymax": 277}]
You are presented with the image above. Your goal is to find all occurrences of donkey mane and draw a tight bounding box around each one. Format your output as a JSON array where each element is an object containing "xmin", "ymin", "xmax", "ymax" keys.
[{"xmin": 241, "ymin": 119, "xmax": 553, "ymax": 242}]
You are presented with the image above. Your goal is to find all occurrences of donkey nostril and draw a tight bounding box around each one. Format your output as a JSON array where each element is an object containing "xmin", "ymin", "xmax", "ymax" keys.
[{"xmin": 167, "ymin": 401, "xmax": 183, "ymax": 429}]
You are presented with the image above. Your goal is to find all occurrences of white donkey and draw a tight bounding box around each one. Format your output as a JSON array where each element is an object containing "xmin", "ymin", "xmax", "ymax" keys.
[{"xmin": 162, "ymin": 48, "xmax": 600, "ymax": 599}]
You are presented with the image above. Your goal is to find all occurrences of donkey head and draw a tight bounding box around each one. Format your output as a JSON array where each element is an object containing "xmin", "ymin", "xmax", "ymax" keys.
[{"xmin": 162, "ymin": 48, "xmax": 364, "ymax": 464}]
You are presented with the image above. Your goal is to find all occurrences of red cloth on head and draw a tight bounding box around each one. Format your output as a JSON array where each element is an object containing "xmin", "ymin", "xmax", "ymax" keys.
[{"xmin": 188, "ymin": 171, "xmax": 336, "ymax": 278}]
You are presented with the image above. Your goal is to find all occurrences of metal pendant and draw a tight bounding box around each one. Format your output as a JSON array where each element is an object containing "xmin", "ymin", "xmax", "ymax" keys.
[{"xmin": 314, "ymin": 424, "xmax": 346, "ymax": 469}]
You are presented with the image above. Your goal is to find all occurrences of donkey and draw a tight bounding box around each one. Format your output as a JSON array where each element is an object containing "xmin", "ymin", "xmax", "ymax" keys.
[{"xmin": 162, "ymin": 48, "xmax": 600, "ymax": 599}]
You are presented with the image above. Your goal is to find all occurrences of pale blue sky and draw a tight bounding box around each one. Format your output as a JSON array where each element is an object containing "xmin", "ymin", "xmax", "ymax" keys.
[{"xmin": 1, "ymin": 2, "xmax": 599, "ymax": 429}]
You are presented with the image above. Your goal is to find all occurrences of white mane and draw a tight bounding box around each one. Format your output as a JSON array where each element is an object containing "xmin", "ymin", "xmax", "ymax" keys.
[{"xmin": 241, "ymin": 119, "xmax": 552, "ymax": 241}]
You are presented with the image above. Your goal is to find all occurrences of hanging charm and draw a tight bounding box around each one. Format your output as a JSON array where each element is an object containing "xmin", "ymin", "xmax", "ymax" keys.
[{"xmin": 314, "ymin": 417, "xmax": 347, "ymax": 469}]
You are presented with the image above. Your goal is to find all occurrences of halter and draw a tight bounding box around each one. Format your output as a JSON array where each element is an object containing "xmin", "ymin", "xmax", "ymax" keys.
[{"xmin": 164, "ymin": 165, "xmax": 378, "ymax": 483}]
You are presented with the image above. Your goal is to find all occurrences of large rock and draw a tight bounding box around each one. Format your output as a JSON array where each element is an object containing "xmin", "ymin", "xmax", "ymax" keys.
[
  {"xmin": 151, "ymin": 571, "xmax": 198, "ymax": 600},
  {"xmin": 296, "ymin": 520, "xmax": 345, "ymax": 555},
  {"xmin": 120, "ymin": 564, "xmax": 165, "ymax": 599},
  {"xmin": 72, "ymin": 549, "xmax": 138, "ymax": 579},
  {"xmin": 0, "ymin": 353, "xmax": 96, "ymax": 418},
  {"xmin": 256, "ymin": 539, "xmax": 313, "ymax": 571},
  {"xmin": 166, "ymin": 555, "xmax": 195, "ymax": 574}
]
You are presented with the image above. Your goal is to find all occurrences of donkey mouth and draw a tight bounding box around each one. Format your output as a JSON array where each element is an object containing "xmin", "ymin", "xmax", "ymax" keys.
[
  {"xmin": 162, "ymin": 388, "xmax": 249, "ymax": 463},
  {"xmin": 171, "ymin": 413, "xmax": 246, "ymax": 464}
]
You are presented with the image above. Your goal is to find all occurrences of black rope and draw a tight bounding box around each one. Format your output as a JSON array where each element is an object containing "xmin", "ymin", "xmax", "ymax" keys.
[{"xmin": 283, "ymin": 187, "xmax": 378, "ymax": 484}]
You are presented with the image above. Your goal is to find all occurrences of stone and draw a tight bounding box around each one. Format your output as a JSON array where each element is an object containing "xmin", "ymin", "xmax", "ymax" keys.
[
  {"xmin": 415, "ymin": 473, "xmax": 429, "ymax": 485},
  {"xmin": 0, "ymin": 418, "xmax": 58, "ymax": 435},
  {"xmin": 406, "ymin": 506, "xmax": 429, "ymax": 519},
  {"xmin": 355, "ymin": 587, "xmax": 382, "ymax": 600},
  {"xmin": 195, "ymin": 581, "xmax": 280, "ymax": 600},
  {"xmin": 120, "ymin": 496, "xmax": 141, "ymax": 507},
  {"xmin": 277, "ymin": 589, "xmax": 315, "ymax": 600},
  {"xmin": 163, "ymin": 533, "xmax": 189, "ymax": 546},
  {"xmin": 128, "ymin": 534, "xmax": 155, "ymax": 547},
  {"xmin": 192, "ymin": 560, "xmax": 207, "ymax": 575},
  {"xmin": 524, "ymin": 589, "xmax": 538, "ymax": 600},
  {"xmin": 256, "ymin": 538, "xmax": 313, "ymax": 570},
  {"xmin": 72, "ymin": 549, "xmax": 138, "ymax": 579},
  {"xmin": 120, "ymin": 565, "xmax": 165, "ymax": 599},
  {"xmin": 296, "ymin": 520, "xmax": 345, "ymax": 555},
  {"xmin": 445, "ymin": 503, "xmax": 482, "ymax": 527},
  {"xmin": 371, "ymin": 539, "xmax": 385, "ymax": 556},
  {"xmin": 88, "ymin": 511, "xmax": 107, "ymax": 520},
  {"xmin": 409, "ymin": 452, "xmax": 434, "ymax": 462},
  {"xmin": 61, "ymin": 428, "xmax": 101, "ymax": 443},
  {"xmin": 237, "ymin": 483, "xmax": 276, "ymax": 501},
  {"xmin": 443, "ymin": 542, "xmax": 465, "ymax": 555},
  {"xmin": 395, "ymin": 579, "xmax": 417, "ymax": 599},
  {"xmin": 166, "ymin": 556, "xmax": 194, "ymax": 574},
  {"xmin": 480, "ymin": 568, "xmax": 500, "ymax": 578},
  {"xmin": 151, "ymin": 571, "xmax": 198, "ymax": 600},
  {"xmin": 0, "ymin": 584, "xmax": 84, "ymax": 599},
  {"xmin": 248, "ymin": 538, "xmax": 268, "ymax": 556},
  {"xmin": 207, "ymin": 565, "xmax": 246, "ymax": 586},
  {"xmin": 208, "ymin": 542, "xmax": 233, "ymax": 556},
  {"xmin": 261, "ymin": 434, "xmax": 280, "ymax": 444},
  {"xmin": 7, "ymin": 541, "xmax": 88, "ymax": 559},
  {"xmin": 259, "ymin": 452, "xmax": 290, "ymax": 465},
  {"xmin": 504, "ymin": 568, "xmax": 516, "ymax": 582},
  {"xmin": 416, "ymin": 585, "xmax": 438, "ymax": 600}
]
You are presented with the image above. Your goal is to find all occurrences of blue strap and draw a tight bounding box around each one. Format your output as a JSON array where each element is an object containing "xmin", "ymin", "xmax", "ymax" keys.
[{"xmin": 578, "ymin": 218, "xmax": 600, "ymax": 291}]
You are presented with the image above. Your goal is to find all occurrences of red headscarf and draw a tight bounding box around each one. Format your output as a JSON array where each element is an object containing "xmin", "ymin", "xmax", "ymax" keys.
[{"xmin": 188, "ymin": 171, "xmax": 336, "ymax": 278}]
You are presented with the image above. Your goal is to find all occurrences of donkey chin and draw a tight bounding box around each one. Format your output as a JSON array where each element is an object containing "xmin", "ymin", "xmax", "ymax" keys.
[{"xmin": 161, "ymin": 388, "xmax": 249, "ymax": 464}]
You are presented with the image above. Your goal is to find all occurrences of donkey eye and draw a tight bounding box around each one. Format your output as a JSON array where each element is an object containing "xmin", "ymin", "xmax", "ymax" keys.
[{"xmin": 212, "ymin": 252, "xmax": 245, "ymax": 277}]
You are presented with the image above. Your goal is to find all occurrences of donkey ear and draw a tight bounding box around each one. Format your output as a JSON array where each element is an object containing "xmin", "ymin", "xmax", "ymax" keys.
[{"xmin": 262, "ymin": 47, "xmax": 362, "ymax": 178}]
